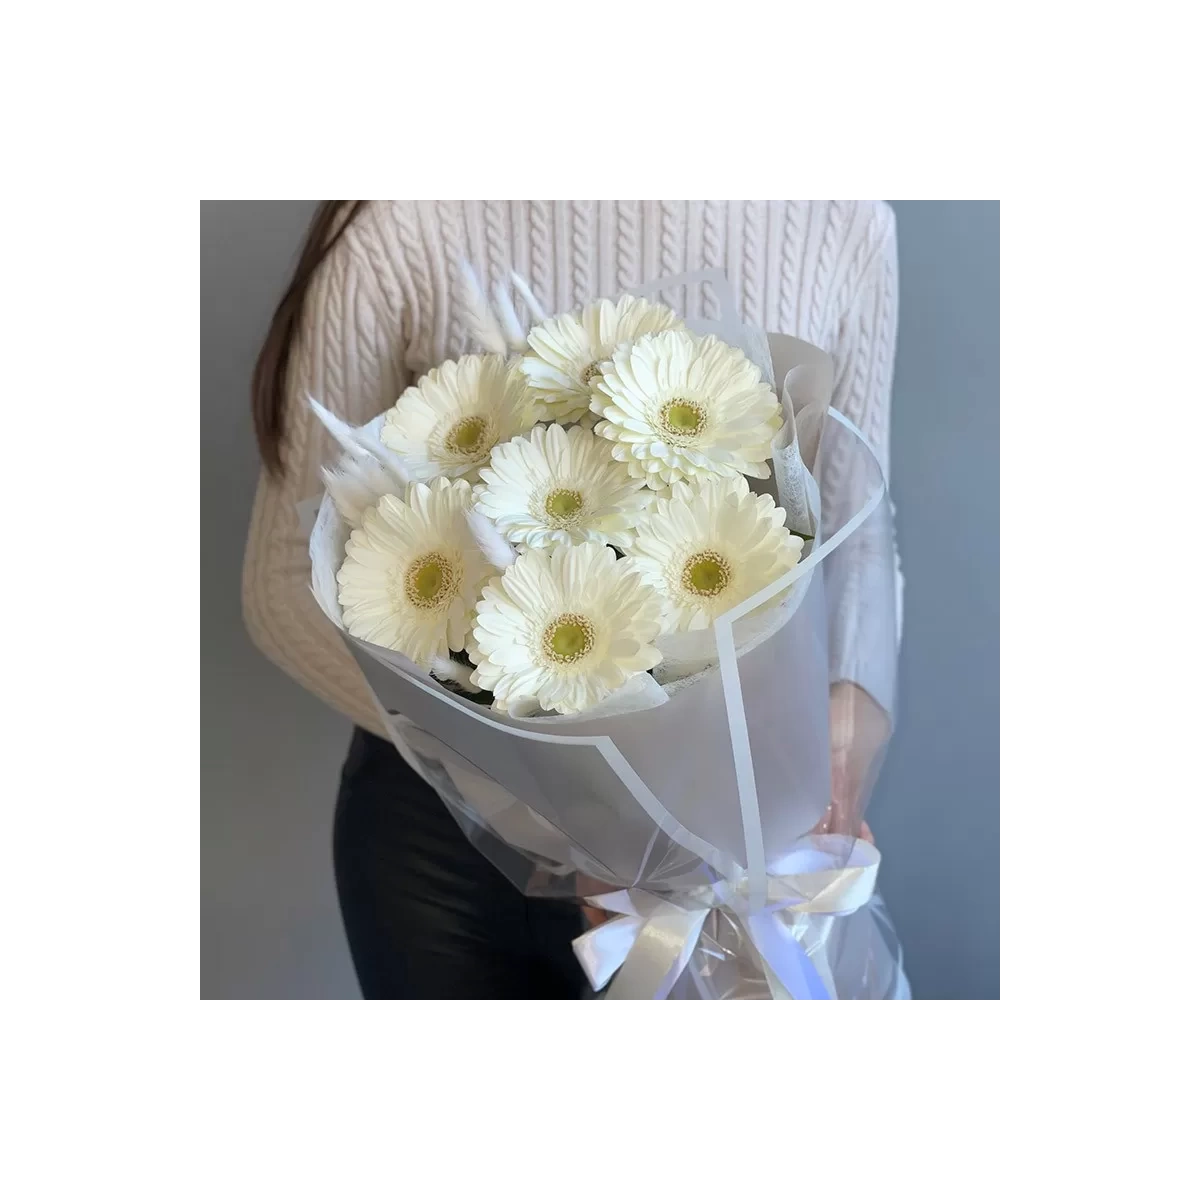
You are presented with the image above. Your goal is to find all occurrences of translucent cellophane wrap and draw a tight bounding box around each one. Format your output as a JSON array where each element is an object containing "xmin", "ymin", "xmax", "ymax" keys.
[{"xmin": 307, "ymin": 271, "xmax": 905, "ymax": 999}]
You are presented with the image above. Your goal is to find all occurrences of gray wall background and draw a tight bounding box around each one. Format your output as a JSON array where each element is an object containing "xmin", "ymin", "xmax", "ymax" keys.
[{"xmin": 201, "ymin": 200, "xmax": 999, "ymax": 1000}]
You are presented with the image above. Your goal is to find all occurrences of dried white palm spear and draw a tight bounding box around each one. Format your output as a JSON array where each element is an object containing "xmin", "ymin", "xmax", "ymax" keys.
[
  {"xmin": 457, "ymin": 260, "xmax": 547, "ymax": 354},
  {"xmin": 308, "ymin": 397, "xmax": 411, "ymax": 526}
]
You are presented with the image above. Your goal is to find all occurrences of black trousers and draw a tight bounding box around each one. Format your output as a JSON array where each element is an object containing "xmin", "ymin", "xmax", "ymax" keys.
[{"xmin": 333, "ymin": 728, "xmax": 590, "ymax": 999}]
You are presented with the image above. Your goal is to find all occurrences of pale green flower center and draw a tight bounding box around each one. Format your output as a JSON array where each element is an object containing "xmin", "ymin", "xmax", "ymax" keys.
[
  {"xmin": 660, "ymin": 399, "xmax": 706, "ymax": 437},
  {"xmin": 542, "ymin": 614, "xmax": 595, "ymax": 664},
  {"xmin": 404, "ymin": 552, "xmax": 457, "ymax": 610},
  {"xmin": 682, "ymin": 551, "xmax": 731, "ymax": 597},
  {"xmin": 581, "ymin": 361, "xmax": 603, "ymax": 386},
  {"xmin": 545, "ymin": 488, "xmax": 584, "ymax": 520},
  {"xmin": 445, "ymin": 415, "xmax": 489, "ymax": 456}
]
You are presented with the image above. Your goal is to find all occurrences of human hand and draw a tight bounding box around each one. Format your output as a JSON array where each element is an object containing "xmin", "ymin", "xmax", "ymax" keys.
[
  {"xmin": 818, "ymin": 681, "xmax": 891, "ymax": 839},
  {"xmin": 575, "ymin": 874, "xmax": 618, "ymax": 930}
]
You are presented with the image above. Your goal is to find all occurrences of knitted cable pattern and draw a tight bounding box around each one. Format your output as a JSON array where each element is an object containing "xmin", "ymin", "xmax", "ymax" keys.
[
  {"xmin": 701, "ymin": 198, "xmax": 725, "ymax": 318},
  {"xmin": 740, "ymin": 200, "xmax": 764, "ymax": 327}
]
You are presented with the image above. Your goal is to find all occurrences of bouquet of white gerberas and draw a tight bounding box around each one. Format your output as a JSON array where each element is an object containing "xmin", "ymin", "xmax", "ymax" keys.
[
  {"xmin": 307, "ymin": 268, "xmax": 906, "ymax": 1000},
  {"xmin": 327, "ymin": 281, "xmax": 802, "ymax": 717}
]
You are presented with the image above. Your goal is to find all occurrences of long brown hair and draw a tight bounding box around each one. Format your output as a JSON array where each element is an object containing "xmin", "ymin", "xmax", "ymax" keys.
[{"xmin": 251, "ymin": 200, "xmax": 367, "ymax": 475}]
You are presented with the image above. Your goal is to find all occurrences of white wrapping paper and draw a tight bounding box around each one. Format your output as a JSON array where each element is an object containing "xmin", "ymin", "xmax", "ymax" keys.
[{"xmin": 306, "ymin": 271, "xmax": 905, "ymax": 998}]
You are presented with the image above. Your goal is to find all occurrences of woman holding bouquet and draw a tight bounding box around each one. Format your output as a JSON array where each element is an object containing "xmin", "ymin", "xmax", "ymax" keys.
[{"xmin": 244, "ymin": 200, "xmax": 900, "ymax": 999}]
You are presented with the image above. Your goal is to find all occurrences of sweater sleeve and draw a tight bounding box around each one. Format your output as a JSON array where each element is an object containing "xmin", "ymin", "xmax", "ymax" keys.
[
  {"xmin": 241, "ymin": 222, "xmax": 408, "ymax": 738},
  {"xmin": 824, "ymin": 203, "xmax": 903, "ymax": 716}
]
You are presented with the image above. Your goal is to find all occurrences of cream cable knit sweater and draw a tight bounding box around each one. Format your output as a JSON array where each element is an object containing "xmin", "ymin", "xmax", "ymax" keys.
[{"xmin": 242, "ymin": 200, "xmax": 899, "ymax": 737}]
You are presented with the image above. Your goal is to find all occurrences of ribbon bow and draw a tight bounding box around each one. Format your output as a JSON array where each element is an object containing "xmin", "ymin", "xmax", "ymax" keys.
[{"xmin": 573, "ymin": 837, "xmax": 881, "ymax": 1000}]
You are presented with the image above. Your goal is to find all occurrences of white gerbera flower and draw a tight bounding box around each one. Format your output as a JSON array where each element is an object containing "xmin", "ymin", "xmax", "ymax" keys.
[
  {"xmin": 474, "ymin": 422, "xmax": 650, "ymax": 550},
  {"xmin": 521, "ymin": 295, "xmax": 686, "ymax": 423},
  {"xmin": 337, "ymin": 478, "xmax": 491, "ymax": 666},
  {"xmin": 592, "ymin": 330, "xmax": 782, "ymax": 490},
  {"xmin": 626, "ymin": 474, "xmax": 803, "ymax": 633},
  {"xmin": 381, "ymin": 354, "xmax": 535, "ymax": 483},
  {"xmin": 471, "ymin": 541, "xmax": 663, "ymax": 715}
]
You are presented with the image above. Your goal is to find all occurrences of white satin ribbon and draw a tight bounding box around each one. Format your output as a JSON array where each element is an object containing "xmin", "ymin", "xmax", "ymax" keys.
[{"xmin": 573, "ymin": 837, "xmax": 881, "ymax": 1000}]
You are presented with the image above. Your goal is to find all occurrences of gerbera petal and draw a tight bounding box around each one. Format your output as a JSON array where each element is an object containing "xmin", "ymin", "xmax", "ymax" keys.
[
  {"xmin": 593, "ymin": 330, "xmax": 780, "ymax": 490},
  {"xmin": 469, "ymin": 541, "xmax": 662, "ymax": 716},
  {"xmin": 336, "ymin": 480, "xmax": 491, "ymax": 668},
  {"xmin": 522, "ymin": 295, "xmax": 685, "ymax": 423},
  {"xmin": 474, "ymin": 422, "xmax": 649, "ymax": 552},
  {"xmin": 381, "ymin": 354, "xmax": 535, "ymax": 483},
  {"xmin": 624, "ymin": 475, "xmax": 798, "ymax": 634}
]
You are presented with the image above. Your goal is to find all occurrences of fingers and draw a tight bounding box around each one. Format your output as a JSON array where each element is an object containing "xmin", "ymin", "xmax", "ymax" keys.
[
  {"xmin": 581, "ymin": 905, "xmax": 610, "ymax": 929},
  {"xmin": 576, "ymin": 873, "xmax": 616, "ymax": 929}
]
